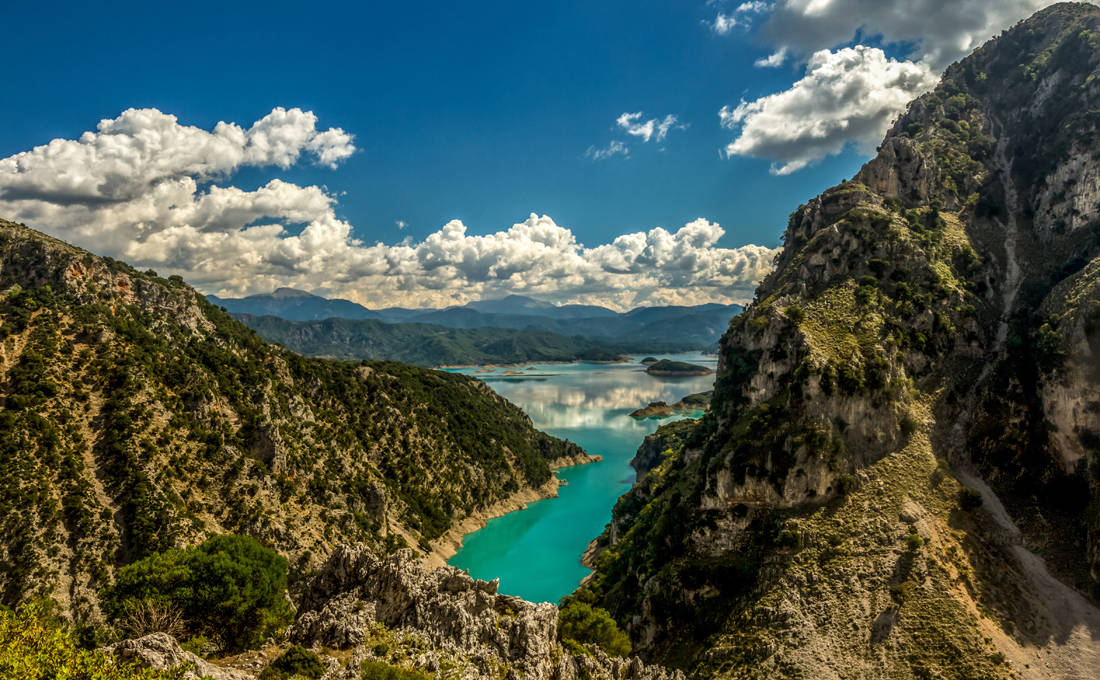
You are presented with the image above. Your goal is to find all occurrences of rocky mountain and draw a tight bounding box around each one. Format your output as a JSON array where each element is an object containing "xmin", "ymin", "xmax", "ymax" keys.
[
  {"xmin": 0, "ymin": 219, "xmax": 593, "ymax": 621},
  {"xmin": 577, "ymin": 4, "xmax": 1100, "ymax": 678},
  {"xmin": 231, "ymin": 314, "xmax": 629, "ymax": 366}
]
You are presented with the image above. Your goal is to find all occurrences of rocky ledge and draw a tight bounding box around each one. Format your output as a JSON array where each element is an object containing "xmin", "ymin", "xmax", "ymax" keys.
[{"xmin": 289, "ymin": 545, "xmax": 683, "ymax": 680}]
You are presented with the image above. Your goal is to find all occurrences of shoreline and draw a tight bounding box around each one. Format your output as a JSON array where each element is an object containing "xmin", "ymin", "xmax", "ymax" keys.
[{"xmin": 423, "ymin": 453, "xmax": 601, "ymax": 570}]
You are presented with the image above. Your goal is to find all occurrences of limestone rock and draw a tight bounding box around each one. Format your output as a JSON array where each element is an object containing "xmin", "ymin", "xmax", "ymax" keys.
[
  {"xmin": 291, "ymin": 545, "xmax": 683, "ymax": 680},
  {"xmin": 108, "ymin": 633, "xmax": 253, "ymax": 680}
]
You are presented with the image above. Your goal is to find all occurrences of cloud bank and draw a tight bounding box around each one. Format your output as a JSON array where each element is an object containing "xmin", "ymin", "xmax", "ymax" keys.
[
  {"xmin": 720, "ymin": 0, "xmax": 1058, "ymax": 172},
  {"xmin": 0, "ymin": 108, "xmax": 777, "ymax": 310}
]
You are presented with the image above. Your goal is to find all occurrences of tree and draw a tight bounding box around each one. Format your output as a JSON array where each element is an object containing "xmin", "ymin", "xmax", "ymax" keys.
[
  {"xmin": 103, "ymin": 534, "xmax": 293, "ymax": 650},
  {"xmin": 557, "ymin": 599, "xmax": 632, "ymax": 658}
]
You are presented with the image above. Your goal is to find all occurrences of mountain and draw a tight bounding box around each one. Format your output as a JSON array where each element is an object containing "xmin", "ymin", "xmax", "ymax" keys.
[
  {"xmin": 209, "ymin": 291, "xmax": 743, "ymax": 350},
  {"xmin": 464, "ymin": 294, "xmax": 619, "ymax": 319},
  {"xmin": 207, "ymin": 287, "xmax": 378, "ymax": 321},
  {"xmin": 0, "ymin": 219, "xmax": 592, "ymax": 621},
  {"xmin": 576, "ymin": 4, "xmax": 1100, "ymax": 678},
  {"xmin": 234, "ymin": 314, "xmax": 629, "ymax": 365}
]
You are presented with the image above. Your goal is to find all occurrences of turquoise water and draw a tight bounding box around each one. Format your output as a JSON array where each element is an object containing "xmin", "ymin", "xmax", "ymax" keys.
[{"xmin": 444, "ymin": 353, "xmax": 718, "ymax": 604}]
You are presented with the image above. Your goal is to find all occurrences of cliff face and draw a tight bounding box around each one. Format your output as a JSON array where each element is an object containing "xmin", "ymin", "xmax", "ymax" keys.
[
  {"xmin": 0, "ymin": 220, "xmax": 587, "ymax": 621},
  {"xmin": 580, "ymin": 4, "xmax": 1100, "ymax": 678}
]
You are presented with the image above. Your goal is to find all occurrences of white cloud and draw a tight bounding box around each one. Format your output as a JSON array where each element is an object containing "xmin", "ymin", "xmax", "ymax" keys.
[
  {"xmin": 754, "ymin": 47, "xmax": 788, "ymax": 67},
  {"xmin": 761, "ymin": 0, "xmax": 1056, "ymax": 71},
  {"xmin": 615, "ymin": 112, "xmax": 683, "ymax": 143},
  {"xmin": 711, "ymin": 13, "xmax": 738, "ymax": 34},
  {"xmin": 585, "ymin": 140, "xmax": 630, "ymax": 161},
  {"xmin": 396, "ymin": 219, "xmax": 407, "ymax": 229},
  {"xmin": 719, "ymin": 0, "xmax": 1057, "ymax": 172},
  {"xmin": 721, "ymin": 46, "xmax": 938, "ymax": 174},
  {"xmin": 0, "ymin": 109, "xmax": 777, "ymax": 310},
  {"xmin": 736, "ymin": 2, "xmax": 772, "ymax": 13}
]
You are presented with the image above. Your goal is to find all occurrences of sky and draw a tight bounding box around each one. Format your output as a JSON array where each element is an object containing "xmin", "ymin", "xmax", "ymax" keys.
[{"xmin": 0, "ymin": 0, "xmax": 1063, "ymax": 310}]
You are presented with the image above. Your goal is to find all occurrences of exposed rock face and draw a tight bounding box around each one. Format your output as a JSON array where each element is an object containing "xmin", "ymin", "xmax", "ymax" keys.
[
  {"xmin": 109, "ymin": 633, "xmax": 252, "ymax": 680},
  {"xmin": 290, "ymin": 545, "xmax": 684, "ymax": 680},
  {"xmin": 579, "ymin": 4, "xmax": 1100, "ymax": 679}
]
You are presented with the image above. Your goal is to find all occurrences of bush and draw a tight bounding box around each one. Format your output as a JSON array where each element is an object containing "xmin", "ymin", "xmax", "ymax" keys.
[
  {"xmin": 958, "ymin": 487, "xmax": 984, "ymax": 511},
  {"xmin": 557, "ymin": 599, "xmax": 632, "ymax": 658},
  {"xmin": 906, "ymin": 530, "xmax": 923, "ymax": 552},
  {"xmin": 103, "ymin": 534, "xmax": 293, "ymax": 651},
  {"xmin": 360, "ymin": 660, "xmax": 434, "ymax": 680},
  {"xmin": 834, "ymin": 475, "xmax": 858, "ymax": 496},
  {"xmin": 0, "ymin": 601, "xmax": 184, "ymax": 680},
  {"xmin": 261, "ymin": 645, "xmax": 325, "ymax": 680}
]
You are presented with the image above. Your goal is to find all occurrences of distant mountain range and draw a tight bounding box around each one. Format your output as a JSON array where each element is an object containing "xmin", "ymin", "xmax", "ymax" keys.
[
  {"xmin": 207, "ymin": 289, "xmax": 744, "ymax": 352},
  {"xmin": 234, "ymin": 314, "xmax": 663, "ymax": 366}
]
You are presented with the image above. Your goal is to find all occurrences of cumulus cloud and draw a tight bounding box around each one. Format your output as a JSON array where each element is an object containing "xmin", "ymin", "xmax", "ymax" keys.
[
  {"xmin": 761, "ymin": 0, "xmax": 1055, "ymax": 71},
  {"xmin": 721, "ymin": 46, "xmax": 938, "ymax": 174},
  {"xmin": 585, "ymin": 140, "xmax": 630, "ymax": 161},
  {"xmin": 719, "ymin": 0, "xmax": 1056, "ymax": 171},
  {"xmin": 0, "ymin": 109, "xmax": 777, "ymax": 309},
  {"xmin": 616, "ymin": 112, "xmax": 682, "ymax": 143}
]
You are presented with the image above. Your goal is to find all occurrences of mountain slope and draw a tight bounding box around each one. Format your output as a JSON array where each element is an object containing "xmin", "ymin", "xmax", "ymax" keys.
[
  {"xmin": 207, "ymin": 287, "xmax": 378, "ymax": 321},
  {"xmin": 577, "ymin": 4, "xmax": 1100, "ymax": 678},
  {"xmin": 232, "ymin": 314, "xmax": 627, "ymax": 366},
  {"xmin": 0, "ymin": 220, "xmax": 588, "ymax": 621}
]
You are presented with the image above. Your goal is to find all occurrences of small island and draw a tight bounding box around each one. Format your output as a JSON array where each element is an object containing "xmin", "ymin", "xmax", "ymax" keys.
[
  {"xmin": 644, "ymin": 359, "xmax": 713, "ymax": 376},
  {"xmin": 640, "ymin": 356, "xmax": 659, "ymax": 365},
  {"xmin": 629, "ymin": 391, "xmax": 712, "ymax": 418}
]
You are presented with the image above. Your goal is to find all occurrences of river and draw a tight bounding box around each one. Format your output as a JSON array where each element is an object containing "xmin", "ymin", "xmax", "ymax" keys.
[{"xmin": 443, "ymin": 353, "xmax": 718, "ymax": 604}]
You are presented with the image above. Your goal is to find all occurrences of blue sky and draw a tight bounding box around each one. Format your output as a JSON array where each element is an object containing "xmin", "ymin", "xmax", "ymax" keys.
[{"xmin": 0, "ymin": 0, "xmax": 1056, "ymax": 308}]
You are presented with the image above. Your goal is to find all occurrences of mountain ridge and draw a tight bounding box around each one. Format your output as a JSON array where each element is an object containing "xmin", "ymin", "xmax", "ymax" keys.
[
  {"xmin": 209, "ymin": 290, "xmax": 744, "ymax": 350},
  {"xmin": 575, "ymin": 4, "xmax": 1100, "ymax": 678}
]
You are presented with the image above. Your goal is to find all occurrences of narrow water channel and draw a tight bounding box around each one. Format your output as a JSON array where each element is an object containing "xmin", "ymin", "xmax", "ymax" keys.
[{"xmin": 444, "ymin": 353, "xmax": 718, "ymax": 603}]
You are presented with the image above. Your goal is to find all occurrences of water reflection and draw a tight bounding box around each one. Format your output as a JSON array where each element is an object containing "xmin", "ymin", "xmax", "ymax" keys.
[{"xmin": 445, "ymin": 354, "xmax": 717, "ymax": 603}]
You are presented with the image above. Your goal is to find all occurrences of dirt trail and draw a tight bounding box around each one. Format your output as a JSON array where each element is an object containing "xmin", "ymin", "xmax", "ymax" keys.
[{"xmin": 959, "ymin": 471, "xmax": 1100, "ymax": 679}]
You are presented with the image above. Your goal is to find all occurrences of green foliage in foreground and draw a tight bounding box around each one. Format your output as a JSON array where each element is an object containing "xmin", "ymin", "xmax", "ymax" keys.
[
  {"xmin": 0, "ymin": 602, "xmax": 183, "ymax": 680},
  {"xmin": 557, "ymin": 597, "xmax": 632, "ymax": 658},
  {"xmin": 102, "ymin": 535, "xmax": 293, "ymax": 651},
  {"xmin": 261, "ymin": 645, "xmax": 325, "ymax": 680},
  {"xmin": 360, "ymin": 659, "xmax": 435, "ymax": 680}
]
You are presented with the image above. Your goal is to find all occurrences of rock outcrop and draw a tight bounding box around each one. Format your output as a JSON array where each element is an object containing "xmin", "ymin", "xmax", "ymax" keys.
[
  {"xmin": 109, "ymin": 634, "xmax": 252, "ymax": 680},
  {"xmin": 290, "ymin": 545, "xmax": 684, "ymax": 680}
]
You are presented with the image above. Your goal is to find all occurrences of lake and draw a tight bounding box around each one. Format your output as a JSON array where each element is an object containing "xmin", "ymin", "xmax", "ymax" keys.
[{"xmin": 443, "ymin": 353, "xmax": 718, "ymax": 604}]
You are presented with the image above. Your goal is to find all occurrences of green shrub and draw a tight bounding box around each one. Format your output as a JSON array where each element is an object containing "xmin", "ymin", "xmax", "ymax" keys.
[
  {"xmin": 103, "ymin": 534, "xmax": 293, "ymax": 651},
  {"xmin": 906, "ymin": 531, "xmax": 923, "ymax": 552},
  {"xmin": 958, "ymin": 487, "xmax": 984, "ymax": 511},
  {"xmin": 360, "ymin": 660, "xmax": 434, "ymax": 680},
  {"xmin": 834, "ymin": 475, "xmax": 858, "ymax": 496},
  {"xmin": 261, "ymin": 645, "xmax": 325, "ymax": 680},
  {"xmin": 557, "ymin": 599, "xmax": 632, "ymax": 658},
  {"xmin": 0, "ymin": 601, "xmax": 184, "ymax": 680},
  {"xmin": 900, "ymin": 415, "xmax": 920, "ymax": 437}
]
